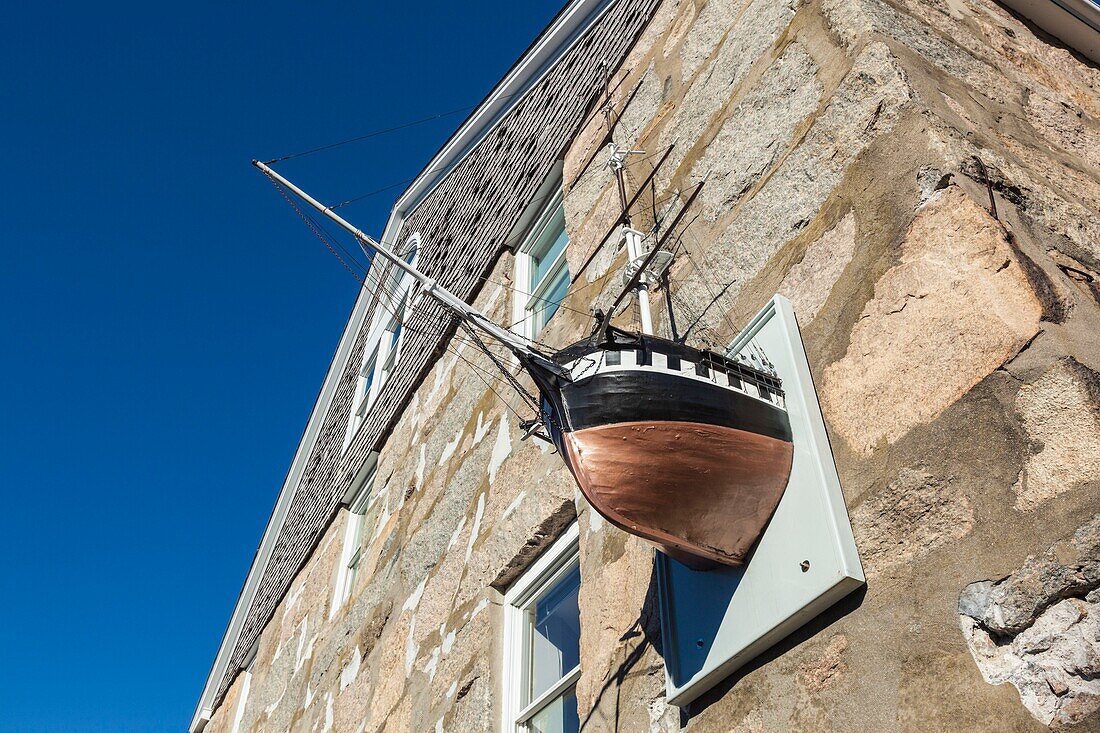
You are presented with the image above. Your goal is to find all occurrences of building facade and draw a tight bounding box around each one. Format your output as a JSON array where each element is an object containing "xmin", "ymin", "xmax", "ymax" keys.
[{"xmin": 192, "ymin": 0, "xmax": 1100, "ymax": 730}]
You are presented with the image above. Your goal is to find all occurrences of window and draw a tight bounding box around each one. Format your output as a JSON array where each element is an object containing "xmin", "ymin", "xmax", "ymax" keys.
[
  {"xmin": 331, "ymin": 464, "xmax": 378, "ymax": 615},
  {"xmin": 502, "ymin": 523, "xmax": 581, "ymax": 733},
  {"xmin": 378, "ymin": 293, "xmax": 409, "ymax": 384},
  {"xmin": 359, "ymin": 349, "xmax": 378, "ymax": 410},
  {"xmin": 343, "ymin": 236, "xmax": 420, "ymax": 450},
  {"xmin": 514, "ymin": 190, "xmax": 570, "ymax": 339}
]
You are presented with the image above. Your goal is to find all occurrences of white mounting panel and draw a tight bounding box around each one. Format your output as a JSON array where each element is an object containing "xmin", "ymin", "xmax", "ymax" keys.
[{"xmin": 656, "ymin": 295, "xmax": 865, "ymax": 707}]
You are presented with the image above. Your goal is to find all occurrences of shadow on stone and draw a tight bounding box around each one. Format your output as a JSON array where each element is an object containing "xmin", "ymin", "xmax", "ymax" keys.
[
  {"xmin": 578, "ymin": 556, "xmax": 666, "ymax": 732},
  {"xmin": 678, "ymin": 584, "xmax": 868, "ymax": 723}
]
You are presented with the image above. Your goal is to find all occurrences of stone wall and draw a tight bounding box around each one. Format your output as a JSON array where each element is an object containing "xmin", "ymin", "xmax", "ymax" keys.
[{"xmin": 203, "ymin": 0, "xmax": 1100, "ymax": 730}]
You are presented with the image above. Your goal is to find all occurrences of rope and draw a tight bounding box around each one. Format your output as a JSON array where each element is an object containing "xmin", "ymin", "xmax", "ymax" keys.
[
  {"xmin": 266, "ymin": 174, "xmax": 367, "ymax": 286},
  {"xmin": 458, "ymin": 321, "xmax": 542, "ymax": 415},
  {"xmin": 263, "ymin": 102, "xmax": 505, "ymax": 164}
]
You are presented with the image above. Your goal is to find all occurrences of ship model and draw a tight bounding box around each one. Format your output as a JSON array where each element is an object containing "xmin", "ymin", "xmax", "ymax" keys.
[{"xmin": 254, "ymin": 139, "xmax": 793, "ymax": 569}]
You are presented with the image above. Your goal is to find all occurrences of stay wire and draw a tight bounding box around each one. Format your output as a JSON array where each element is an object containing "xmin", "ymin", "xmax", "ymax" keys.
[
  {"xmin": 273, "ymin": 65, "xmax": 636, "ymax": 210},
  {"xmin": 671, "ymin": 211, "xmax": 740, "ymax": 342},
  {"xmin": 459, "ymin": 321, "xmax": 542, "ymax": 415},
  {"xmin": 441, "ymin": 336, "xmax": 526, "ymax": 413},
  {"xmin": 263, "ymin": 100, "xmax": 516, "ymax": 165},
  {"xmin": 264, "ymin": 173, "xmax": 375, "ymax": 281},
  {"xmin": 267, "ymin": 174, "xmax": 367, "ymax": 286},
  {"xmin": 266, "ymin": 85, "xmax": 650, "ymax": 332}
]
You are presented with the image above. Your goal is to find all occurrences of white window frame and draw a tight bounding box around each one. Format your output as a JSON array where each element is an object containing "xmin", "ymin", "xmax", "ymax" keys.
[
  {"xmin": 343, "ymin": 344, "xmax": 380, "ymax": 450},
  {"xmin": 377, "ymin": 290, "xmax": 410, "ymax": 388},
  {"xmin": 501, "ymin": 522, "xmax": 581, "ymax": 733},
  {"xmin": 228, "ymin": 651, "xmax": 256, "ymax": 733},
  {"xmin": 343, "ymin": 235, "xmax": 420, "ymax": 451},
  {"xmin": 512, "ymin": 189, "xmax": 570, "ymax": 340},
  {"xmin": 330, "ymin": 459, "xmax": 379, "ymax": 617}
]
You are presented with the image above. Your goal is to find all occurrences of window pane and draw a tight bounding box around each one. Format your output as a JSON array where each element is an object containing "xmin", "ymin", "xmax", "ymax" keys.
[
  {"xmin": 532, "ymin": 267, "xmax": 569, "ymax": 330},
  {"xmin": 530, "ymin": 207, "xmax": 569, "ymax": 287},
  {"xmin": 346, "ymin": 547, "xmax": 362, "ymax": 594},
  {"xmin": 385, "ymin": 295, "xmax": 408, "ymax": 366},
  {"xmin": 527, "ymin": 686, "xmax": 579, "ymax": 733},
  {"xmin": 389, "ymin": 307, "xmax": 404, "ymax": 350},
  {"xmin": 360, "ymin": 352, "xmax": 377, "ymax": 402},
  {"xmin": 528, "ymin": 564, "xmax": 581, "ymax": 701}
]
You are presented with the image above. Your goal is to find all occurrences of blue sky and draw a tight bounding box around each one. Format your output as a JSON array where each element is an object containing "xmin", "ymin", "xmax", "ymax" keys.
[{"xmin": 0, "ymin": 3, "xmax": 563, "ymax": 731}]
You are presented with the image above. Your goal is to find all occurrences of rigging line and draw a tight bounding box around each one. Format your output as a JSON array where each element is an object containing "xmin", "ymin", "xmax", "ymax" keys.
[
  {"xmin": 297, "ymin": 64, "xmax": 638, "ymax": 213},
  {"xmin": 391, "ymin": 317, "xmax": 529, "ymax": 421},
  {"xmin": 332, "ymin": 178, "xmax": 418, "ymax": 210},
  {"xmin": 411, "ymin": 330, "xmax": 518, "ymax": 400},
  {"xmin": 269, "ymin": 170, "xmax": 604, "ymax": 349},
  {"xmin": 667, "ymin": 206, "xmax": 739, "ymax": 340},
  {"xmin": 363, "ymin": 264, "xmax": 545, "ymax": 353},
  {"xmin": 478, "ymin": 275, "xmax": 595, "ymax": 321},
  {"xmin": 267, "ymin": 174, "xmax": 375, "ymax": 279},
  {"xmin": 334, "ymin": 171, "xmax": 568, "ymax": 264},
  {"xmin": 568, "ymin": 145, "xmax": 674, "ymax": 286},
  {"xmin": 455, "ymin": 352, "xmax": 533, "ymax": 419},
  {"xmin": 669, "ymin": 291, "xmax": 699, "ymax": 333},
  {"xmin": 458, "ymin": 320, "xmax": 542, "ymax": 414},
  {"xmin": 354, "ymin": 322, "xmax": 530, "ymax": 428},
  {"xmin": 267, "ymin": 174, "xmax": 367, "ymax": 286},
  {"xmin": 358, "ymin": 284, "xmax": 533, "ymax": 380},
  {"xmin": 366, "ymin": 251, "xmax": 596, "ymax": 357},
  {"xmin": 572, "ymin": 69, "xmax": 646, "ymax": 181},
  {"xmin": 622, "ymin": 145, "xmax": 673, "ymax": 170},
  {"xmin": 447, "ymin": 327, "xmax": 517, "ymax": 360},
  {"xmin": 677, "ymin": 278, "xmax": 735, "ymax": 342},
  {"xmin": 650, "ymin": 176, "xmax": 659, "ymax": 240},
  {"xmin": 354, "ymin": 266, "xmax": 540, "ymax": 359},
  {"xmin": 307, "ymin": 212, "xmax": 372, "ymax": 278},
  {"xmin": 441, "ymin": 327, "xmax": 554, "ymax": 427},
  {"xmin": 456, "ymin": 321, "xmax": 540, "ymax": 412},
  {"xmin": 317, "ymin": 168, "xmax": 629, "ymax": 303},
  {"xmin": 668, "ymin": 215, "xmax": 739, "ymax": 338},
  {"xmin": 452, "ymin": 351, "xmax": 528, "ymax": 421},
  {"xmin": 263, "ymin": 97, "xmax": 519, "ymax": 165},
  {"xmin": 442, "ymin": 336, "xmax": 519, "ymax": 396},
  {"xmin": 269, "ymin": 188, "xmax": 567, "ymax": 377},
  {"xmin": 306, "ymin": 207, "xmax": 374, "ymax": 273},
  {"xmin": 598, "ymin": 181, "xmax": 705, "ymax": 337},
  {"xmin": 276, "ymin": 177, "xmax": 588, "ymax": 358}
]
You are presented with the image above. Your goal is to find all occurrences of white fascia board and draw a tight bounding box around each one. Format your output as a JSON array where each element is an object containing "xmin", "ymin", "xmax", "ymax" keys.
[
  {"xmin": 189, "ymin": 217, "xmax": 403, "ymax": 733},
  {"xmin": 392, "ymin": 0, "xmax": 617, "ymax": 219}
]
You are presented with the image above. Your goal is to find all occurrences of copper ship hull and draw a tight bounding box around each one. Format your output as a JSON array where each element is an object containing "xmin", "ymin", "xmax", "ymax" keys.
[
  {"xmin": 529, "ymin": 332, "xmax": 794, "ymax": 568},
  {"xmin": 564, "ymin": 420, "xmax": 793, "ymax": 567}
]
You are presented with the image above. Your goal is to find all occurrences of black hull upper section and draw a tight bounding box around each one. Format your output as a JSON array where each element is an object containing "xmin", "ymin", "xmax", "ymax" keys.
[
  {"xmin": 560, "ymin": 370, "xmax": 792, "ymax": 442},
  {"xmin": 552, "ymin": 326, "xmax": 784, "ymax": 395},
  {"xmin": 520, "ymin": 329, "xmax": 792, "ymax": 474}
]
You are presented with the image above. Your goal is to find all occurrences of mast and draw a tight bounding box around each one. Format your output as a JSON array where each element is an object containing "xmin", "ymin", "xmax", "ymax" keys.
[
  {"xmin": 599, "ymin": 61, "xmax": 655, "ymax": 337},
  {"xmin": 253, "ymin": 160, "xmax": 569, "ymax": 380},
  {"xmin": 600, "ymin": 78, "xmax": 651, "ymax": 336},
  {"xmin": 608, "ymin": 144, "xmax": 654, "ymax": 335}
]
